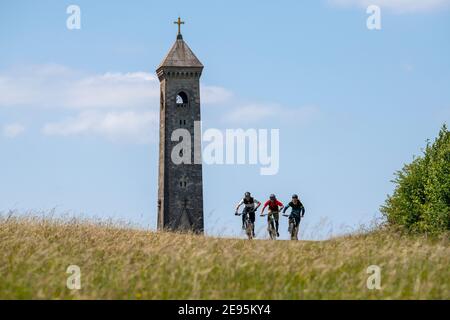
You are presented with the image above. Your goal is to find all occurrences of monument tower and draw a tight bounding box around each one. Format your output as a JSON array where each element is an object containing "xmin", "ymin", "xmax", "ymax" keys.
[{"xmin": 156, "ymin": 18, "xmax": 204, "ymax": 233}]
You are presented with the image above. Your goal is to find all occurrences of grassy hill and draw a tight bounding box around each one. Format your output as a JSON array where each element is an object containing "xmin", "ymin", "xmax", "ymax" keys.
[{"xmin": 0, "ymin": 216, "xmax": 448, "ymax": 299}]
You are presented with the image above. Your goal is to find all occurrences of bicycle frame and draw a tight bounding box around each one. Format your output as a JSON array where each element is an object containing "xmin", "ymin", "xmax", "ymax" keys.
[
  {"xmin": 284, "ymin": 214, "xmax": 300, "ymax": 240},
  {"xmin": 262, "ymin": 212, "xmax": 277, "ymax": 240},
  {"xmin": 237, "ymin": 211, "xmax": 254, "ymax": 240}
]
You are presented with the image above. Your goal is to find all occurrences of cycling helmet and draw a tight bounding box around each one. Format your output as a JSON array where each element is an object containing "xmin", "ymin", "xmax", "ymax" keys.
[
  {"xmin": 244, "ymin": 192, "xmax": 251, "ymax": 198},
  {"xmin": 269, "ymin": 194, "xmax": 276, "ymax": 200},
  {"xmin": 292, "ymin": 194, "xmax": 298, "ymax": 199}
]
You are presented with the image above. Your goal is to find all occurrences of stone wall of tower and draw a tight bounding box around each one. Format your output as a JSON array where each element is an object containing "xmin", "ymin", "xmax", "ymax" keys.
[
  {"xmin": 157, "ymin": 79, "xmax": 167, "ymax": 230},
  {"xmin": 157, "ymin": 68, "xmax": 204, "ymax": 233}
]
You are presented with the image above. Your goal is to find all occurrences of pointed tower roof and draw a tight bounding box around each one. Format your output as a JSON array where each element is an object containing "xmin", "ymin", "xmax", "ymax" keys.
[{"xmin": 157, "ymin": 35, "xmax": 203, "ymax": 69}]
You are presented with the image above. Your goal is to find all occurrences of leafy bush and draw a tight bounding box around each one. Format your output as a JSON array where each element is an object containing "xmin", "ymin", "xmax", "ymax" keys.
[{"xmin": 381, "ymin": 124, "xmax": 450, "ymax": 235}]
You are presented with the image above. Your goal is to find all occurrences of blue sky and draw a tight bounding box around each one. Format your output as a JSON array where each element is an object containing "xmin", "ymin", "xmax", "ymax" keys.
[{"xmin": 0, "ymin": 0, "xmax": 449, "ymax": 239}]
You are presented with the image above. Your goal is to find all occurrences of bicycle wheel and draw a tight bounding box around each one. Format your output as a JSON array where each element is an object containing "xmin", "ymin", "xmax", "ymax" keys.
[
  {"xmin": 289, "ymin": 222, "xmax": 295, "ymax": 240},
  {"xmin": 246, "ymin": 221, "xmax": 253, "ymax": 240},
  {"xmin": 294, "ymin": 221, "xmax": 300, "ymax": 240},
  {"xmin": 269, "ymin": 220, "xmax": 276, "ymax": 240}
]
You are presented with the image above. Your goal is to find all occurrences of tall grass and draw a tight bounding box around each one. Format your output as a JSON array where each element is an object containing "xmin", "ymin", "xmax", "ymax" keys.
[{"xmin": 0, "ymin": 215, "xmax": 448, "ymax": 299}]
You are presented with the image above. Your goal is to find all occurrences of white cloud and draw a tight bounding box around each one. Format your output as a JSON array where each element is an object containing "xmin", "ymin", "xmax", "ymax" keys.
[
  {"xmin": 328, "ymin": 0, "xmax": 450, "ymax": 13},
  {"xmin": 0, "ymin": 65, "xmax": 159, "ymax": 109},
  {"xmin": 224, "ymin": 104, "xmax": 279, "ymax": 123},
  {"xmin": 42, "ymin": 110, "xmax": 158, "ymax": 144},
  {"xmin": 2, "ymin": 123, "xmax": 25, "ymax": 138},
  {"xmin": 224, "ymin": 104, "xmax": 319, "ymax": 124},
  {"xmin": 1, "ymin": 64, "xmax": 317, "ymax": 143},
  {"xmin": 65, "ymin": 72, "xmax": 159, "ymax": 109},
  {"xmin": 201, "ymin": 85, "xmax": 233, "ymax": 104},
  {"xmin": 0, "ymin": 64, "xmax": 232, "ymax": 144},
  {"xmin": 0, "ymin": 64, "xmax": 232, "ymax": 109}
]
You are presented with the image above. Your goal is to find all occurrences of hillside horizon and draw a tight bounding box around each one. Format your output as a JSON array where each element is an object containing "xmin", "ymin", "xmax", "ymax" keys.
[{"xmin": 1, "ymin": 216, "xmax": 448, "ymax": 299}]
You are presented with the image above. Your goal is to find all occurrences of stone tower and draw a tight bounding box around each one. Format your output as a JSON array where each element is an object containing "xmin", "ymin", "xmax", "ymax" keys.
[{"xmin": 156, "ymin": 19, "xmax": 204, "ymax": 233}]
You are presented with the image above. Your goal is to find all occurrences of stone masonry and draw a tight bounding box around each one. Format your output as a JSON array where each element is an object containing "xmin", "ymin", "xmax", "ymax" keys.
[{"xmin": 156, "ymin": 30, "xmax": 204, "ymax": 233}]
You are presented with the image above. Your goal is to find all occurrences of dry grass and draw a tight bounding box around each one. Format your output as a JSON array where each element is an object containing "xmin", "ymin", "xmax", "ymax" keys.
[{"xmin": 0, "ymin": 216, "xmax": 449, "ymax": 299}]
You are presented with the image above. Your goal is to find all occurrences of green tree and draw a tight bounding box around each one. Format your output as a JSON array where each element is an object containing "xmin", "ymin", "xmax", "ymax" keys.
[{"xmin": 381, "ymin": 124, "xmax": 450, "ymax": 235}]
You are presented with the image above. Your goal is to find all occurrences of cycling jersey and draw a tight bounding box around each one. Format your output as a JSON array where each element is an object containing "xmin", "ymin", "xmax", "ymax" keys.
[
  {"xmin": 262, "ymin": 199, "xmax": 284, "ymax": 212},
  {"xmin": 243, "ymin": 206, "xmax": 256, "ymax": 223},
  {"xmin": 237, "ymin": 197, "xmax": 261, "ymax": 209},
  {"xmin": 283, "ymin": 201, "xmax": 305, "ymax": 216}
]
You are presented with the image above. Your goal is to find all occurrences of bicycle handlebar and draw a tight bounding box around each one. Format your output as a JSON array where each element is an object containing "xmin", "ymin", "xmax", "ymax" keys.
[{"xmin": 236, "ymin": 212, "xmax": 255, "ymax": 216}]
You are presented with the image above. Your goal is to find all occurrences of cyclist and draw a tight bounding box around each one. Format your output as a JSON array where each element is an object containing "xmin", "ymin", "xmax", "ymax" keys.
[
  {"xmin": 235, "ymin": 192, "xmax": 261, "ymax": 237},
  {"xmin": 260, "ymin": 194, "xmax": 284, "ymax": 237},
  {"xmin": 282, "ymin": 194, "xmax": 305, "ymax": 234}
]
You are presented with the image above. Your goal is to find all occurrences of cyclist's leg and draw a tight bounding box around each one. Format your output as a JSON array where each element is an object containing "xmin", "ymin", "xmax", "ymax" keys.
[
  {"xmin": 249, "ymin": 209, "xmax": 256, "ymax": 235},
  {"xmin": 296, "ymin": 215, "xmax": 301, "ymax": 237},
  {"xmin": 249, "ymin": 208, "xmax": 255, "ymax": 224},
  {"xmin": 289, "ymin": 212, "xmax": 298, "ymax": 224},
  {"xmin": 267, "ymin": 211, "xmax": 275, "ymax": 238},
  {"xmin": 242, "ymin": 207, "xmax": 249, "ymax": 229},
  {"xmin": 288, "ymin": 214, "xmax": 294, "ymax": 232},
  {"xmin": 273, "ymin": 211, "xmax": 280, "ymax": 233}
]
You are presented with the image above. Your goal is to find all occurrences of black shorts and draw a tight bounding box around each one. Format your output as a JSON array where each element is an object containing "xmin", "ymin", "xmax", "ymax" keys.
[
  {"xmin": 289, "ymin": 214, "xmax": 301, "ymax": 226},
  {"xmin": 243, "ymin": 207, "xmax": 256, "ymax": 223}
]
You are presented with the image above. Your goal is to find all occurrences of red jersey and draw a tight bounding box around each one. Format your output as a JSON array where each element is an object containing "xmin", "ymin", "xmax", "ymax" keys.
[{"xmin": 262, "ymin": 199, "xmax": 284, "ymax": 212}]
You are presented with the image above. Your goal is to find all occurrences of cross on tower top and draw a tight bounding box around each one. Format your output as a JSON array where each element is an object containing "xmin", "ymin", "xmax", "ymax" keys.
[{"xmin": 174, "ymin": 17, "xmax": 185, "ymax": 37}]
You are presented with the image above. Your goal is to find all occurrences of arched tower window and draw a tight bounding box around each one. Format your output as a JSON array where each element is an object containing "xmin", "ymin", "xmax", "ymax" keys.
[{"xmin": 176, "ymin": 91, "xmax": 188, "ymax": 107}]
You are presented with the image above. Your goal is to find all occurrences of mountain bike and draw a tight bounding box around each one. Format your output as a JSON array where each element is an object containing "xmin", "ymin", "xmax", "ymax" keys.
[
  {"xmin": 235, "ymin": 211, "xmax": 254, "ymax": 240},
  {"xmin": 283, "ymin": 214, "xmax": 300, "ymax": 240},
  {"xmin": 261, "ymin": 212, "xmax": 277, "ymax": 240}
]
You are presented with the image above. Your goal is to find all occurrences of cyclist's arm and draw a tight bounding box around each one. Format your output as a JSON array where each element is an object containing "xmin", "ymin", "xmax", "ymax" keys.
[
  {"xmin": 277, "ymin": 200, "xmax": 285, "ymax": 211},
  {"xmin": 235, "ymin": 199, "xmax": 244, "ymax": 212},
  {"xmin": 261, "ymin": 201, "xmax": 269, "ymax": 214},
  {"xmin": 254, "ymin": 199, "xmax": 261, "ymax": 210},
  {"xmin": 283, "ymin": 202, "xmax": 291, "ymax": 214},
  {"xmin": 300, "ymin": 203, "xmax": 305, "ymax": 216}
]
